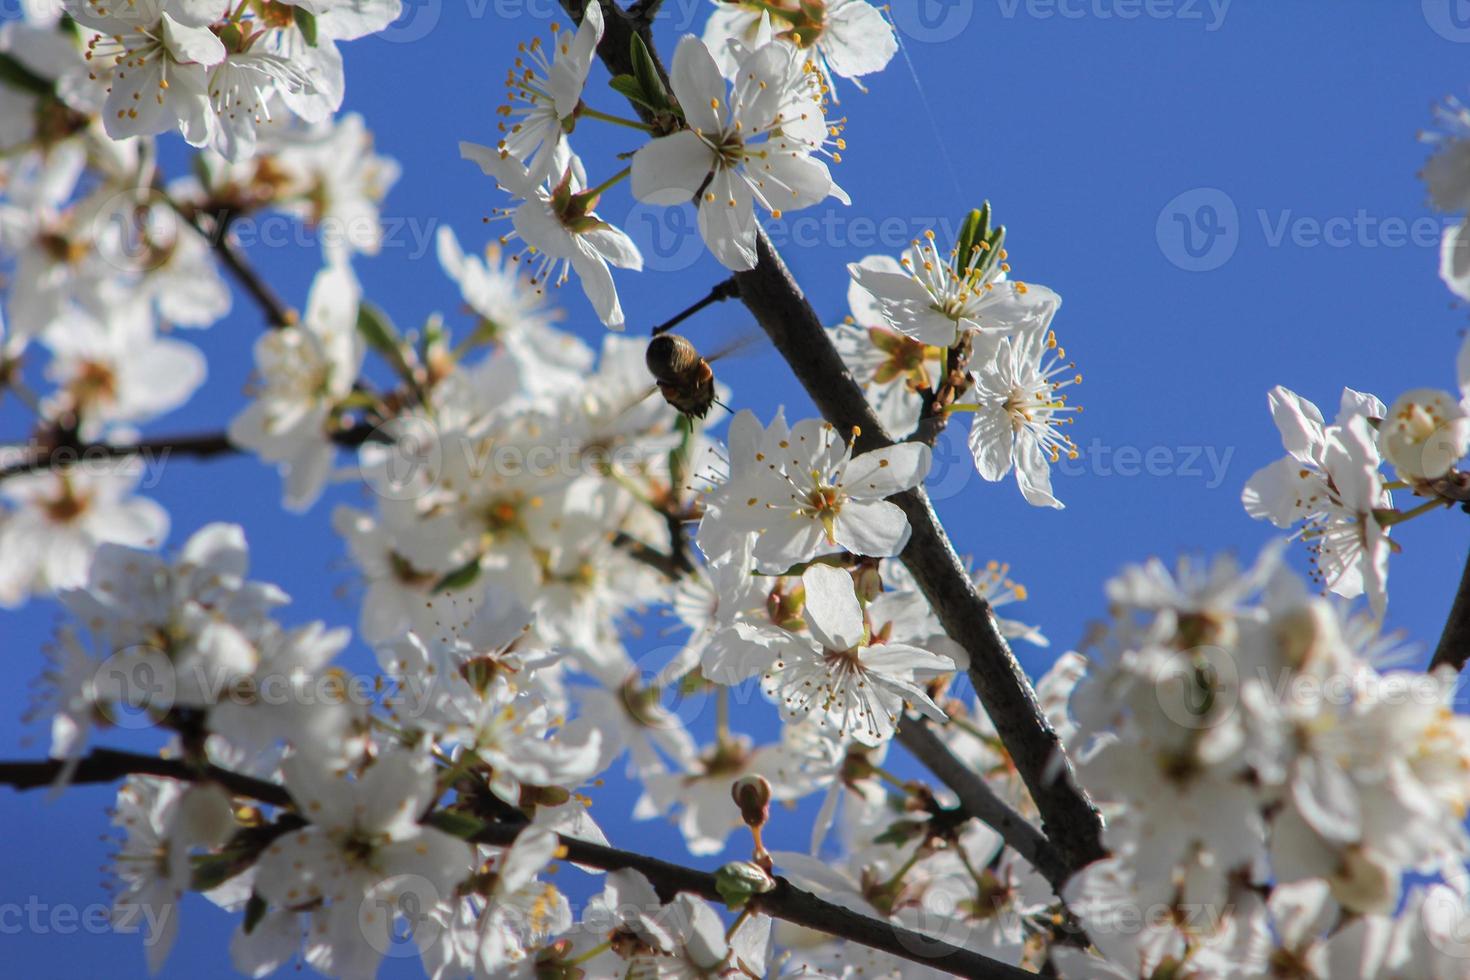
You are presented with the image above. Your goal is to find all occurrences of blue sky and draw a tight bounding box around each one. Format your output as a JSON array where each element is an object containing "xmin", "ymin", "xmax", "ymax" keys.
[{"xmin": 6, "ymin": 1, "xmax": 1470, "ymax": 976}]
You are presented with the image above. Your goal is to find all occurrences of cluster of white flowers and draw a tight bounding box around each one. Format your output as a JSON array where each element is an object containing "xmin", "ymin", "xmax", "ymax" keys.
[
  {"xmin": 1059, "ymin": 545, "xmax": 1470, "ymax": 978},
  {"xmin": 1242, "ymin": 117, "xmax": 1470, "ymax": 617},
  {"xmin": 6, "ymin": 1, "xmax": 1470, "ymax": 978}
]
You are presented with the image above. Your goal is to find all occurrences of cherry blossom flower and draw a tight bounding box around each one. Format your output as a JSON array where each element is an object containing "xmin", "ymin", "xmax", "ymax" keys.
[
  {"xmin": 496, "ymin": 1, "xmax": 603, "ymax": 182},
  {"xmin": 702, "ymin": 0, "xmax": 897, "ymax": 94},
  {"xmin": 228, "ymin": 260, "xmax": 364, "ymax": 511},
  {"xmin": 270, "ymin": 114, "xmax": 402, "ymax": 261},
  {"xmin": 961, "ymin": 298, "xmax": 1081, "ymax": 509},
  {"xmin": 66, "ymin": 0, "xmax": 225, "ymax": 146},
  {"xmin": 435, "ymin": 223, "xmax": 592, "ymax": 393},
  {"xmin": 704, "ymin": 410, "xmax": 931, "ymax": 572},
  {"xmin": 0, "ymin": 460, "xmax": 168, "ymax": 605},
  {"xmin": 252, "ymin": 748, "xmax": 471, "ymax": 980},
  {"xmin": 761, "ymin": 564, "xmax": 952, "ymax": 746},
  {"xmin": 42, "ymin": 298, "xmax": 206, "ymax": 432},
  {"xmin": 1376, "ymin": 334, "xmax": 1470, "ymax": 480},
  {"xmin": 848, "ymin": 231, "xmax": 1054, "ymax": 347},
  {"xmin": 461, "ymin": 140, "xmax": 642, "ymax": 329},
  {"xmin": 830, "ymin": 255, "xmax": 944, "ymax": 437},
  {"xmin": 631, "ymin": 35, "xmax": 846, "ymax": 271}
]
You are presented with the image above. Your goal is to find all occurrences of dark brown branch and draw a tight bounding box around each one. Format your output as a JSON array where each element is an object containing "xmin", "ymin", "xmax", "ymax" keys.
[
  {"xmin": 897, "ymin": 716, "xmax": 1070, "ymax": 890},
  {"xmin": 468, "ymin": 823, "xmax": 1029, "ymax": 978},
  {"xmin": 0, "ymin": 424, "xmax": 378, "ymax": 481},
  {"xmin": 1, "ymin": 748, "xmax": 1030, "ymax": 980},
  {"xmin": 0, "ymin": 747, "xmax": 291, "ymax": 807},
  {"xmin": 570, "ymin": 0, "xmax": 1105, "ymax": 877},
  {"xmin": 1432, "ymin": 543, "xmax": 1470, "ymax": 671},
  {"xmin": 172, "ymin": 202, "xmax": 297, "ymax": 329}
]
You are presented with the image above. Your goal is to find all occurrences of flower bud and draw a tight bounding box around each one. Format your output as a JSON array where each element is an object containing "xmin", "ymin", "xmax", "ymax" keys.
[
  {"xmin": 178, "ymin": 785, "xmax": 236, "ymax": 848},
  {"xmin": 714, "ymin": 860, "xmax": 776, "ymax": 909},
  {"xmin": 1378, "ymin": 388, "xmax": 1470, "ymax": 480},
  {"xmin": 731, "ymin": 774, "xmax": 771, "ymax": 828}
]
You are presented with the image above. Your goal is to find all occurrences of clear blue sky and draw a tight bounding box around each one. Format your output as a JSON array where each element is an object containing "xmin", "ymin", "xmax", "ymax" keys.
[{"xmin": 5, "ymin": 1, "xmax": 1470, "ymax": 976}]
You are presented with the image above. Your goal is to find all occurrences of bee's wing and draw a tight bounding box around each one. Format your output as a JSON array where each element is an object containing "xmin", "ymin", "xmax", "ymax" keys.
[
  {"xmin": 611, "ymin": 382, "xmax": 662, "ymax": 423},
  {"xmin": 703, "ymin": 330, "xmax": 764, "ymax": 365}
]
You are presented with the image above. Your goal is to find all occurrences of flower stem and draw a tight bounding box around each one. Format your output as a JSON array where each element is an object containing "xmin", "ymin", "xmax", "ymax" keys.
[
  {"xmin": 579, "ymin": 106, "xmax": 655, "ymax": 132},
  {"xmin": 566, "ymin": 940, "xmax": 614, "ymax": 967},
  {"xmin": 583, "ymin": 165, "xmax": 632, "ymax": 201},
  {"xmin": 1380, "ymin": 497, "xmax": 1452, "ymax": 526},
  {"xmin": 726, "ymin": 906, "xmax": 754, "ymax": 941}
]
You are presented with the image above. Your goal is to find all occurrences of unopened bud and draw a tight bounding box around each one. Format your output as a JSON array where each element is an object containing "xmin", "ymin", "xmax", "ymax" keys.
[
  {"xmin": 732, "ymin": 774, "xmax": 771, "ymax": 828},
  {"xmin": 714, "ymin": 860, "xmax": 776, "ymax": 909},
  {"xmin": 854, "ymin": 559, "xmax": 883, "ymax": 603}
]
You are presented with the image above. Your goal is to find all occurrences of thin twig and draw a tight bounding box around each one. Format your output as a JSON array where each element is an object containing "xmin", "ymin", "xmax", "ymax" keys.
[
  {"xmin": 650, "ymin": 277, "xmax": 740, "ymax": 336},
  {"xmin": 0, "ymin": 424, "xmax": 377, "ymax": 481},
  {"xmin": 174, "ymin": 203, "xmax": 297, "ymax": 329},
  {"xmin": 0, "ymin": 747, "xmax": 1030, "ymax": 980},
  {"xmin": 896, "ymin": 716, "xmax": 1070, "ymax": 890}
]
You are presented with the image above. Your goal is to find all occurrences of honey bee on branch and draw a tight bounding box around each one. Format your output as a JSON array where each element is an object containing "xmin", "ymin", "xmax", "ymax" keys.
[
  {"xmin": 645, "ymin": 334, "xmax": 719, "ymax": 419},
  {"xmin": 643, "ymin": 333, "xmax": 758, "ymax": 420}
]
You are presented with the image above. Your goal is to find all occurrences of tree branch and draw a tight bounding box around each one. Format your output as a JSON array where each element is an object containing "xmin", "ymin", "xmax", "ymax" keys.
[
  {"xmin": 177, "ymin": 204, "xmax": 297, "ymax": 329},
  {"xmin": 0, "ymin": 424, "xmax": 377, "ymax": 481},
  {"xmin": 1432, "ymin": 543, "xmax": 1470, "ymax": 672},
  {"xmin": 897, "ymin": 716, "xmax": 1070, "ymax": 891},
  {"xmin": 562, "ymin": 0, "xmax": 1104, "ymax": 875},
  {"xmin": 0, "ymin": 747, "xmax": 291, "ymax": 807},
  {"xmin": 1, "ymin": 747, "xmax": 1031, "ymax": 980}
]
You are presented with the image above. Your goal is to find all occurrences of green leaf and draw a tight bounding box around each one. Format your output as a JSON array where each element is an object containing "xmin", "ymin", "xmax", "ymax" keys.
[
  {"xmin": 293, "ymin": 6, "xmax": 319, "ymax": 46},
  {"xmin": 356, "ymin": 302, "xmax": 401, "ymax": 355},
  {"xmin": 873, "ymin": 819, "xmax": 927, "ymax": 847},
  {"xmin": 190, "ymin": 853, "xmax": 245, "ymax": 892},
  {"xmin": 629, "ymin": 33, "xmax": 669, "ymax": 112},
  {"xmin": 0, "ymin": 53, "xmax": 53, "ymax": 98},
  {"xmin": 609, "ymin": 74, "xmax": 646, "ymax": 104},
  {"xmin": 433, "ymin": 557, "xmax": 482, "ymax": 594},
  {"xmin": 953, "ymin": 207, "xmax": 984, "ymax": 272},
  {"xmin": 425, "ymin": 809, "xmax": 487, "ymax": 840}
]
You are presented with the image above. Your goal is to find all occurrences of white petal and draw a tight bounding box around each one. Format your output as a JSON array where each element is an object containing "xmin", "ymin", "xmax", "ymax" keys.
[{"xmin": 801, "ymin": 563, "xmax": 864, "ymax": 650}]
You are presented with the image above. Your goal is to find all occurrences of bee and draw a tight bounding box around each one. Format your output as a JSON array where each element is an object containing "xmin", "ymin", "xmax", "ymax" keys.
[{"xmin": 645, "ymin": 333, "xmax": 720, "ymax": 419}]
